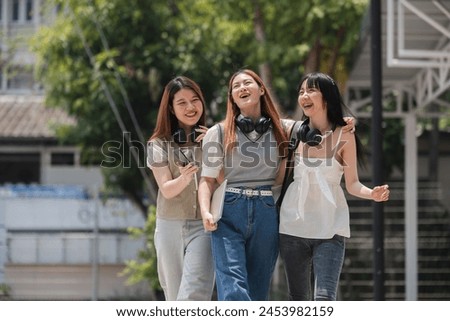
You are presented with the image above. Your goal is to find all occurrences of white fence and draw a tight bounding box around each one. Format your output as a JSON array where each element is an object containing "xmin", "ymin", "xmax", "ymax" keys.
[{"xmin": 7, "ymin": 232, "xmax": 143, "ymax": 264}]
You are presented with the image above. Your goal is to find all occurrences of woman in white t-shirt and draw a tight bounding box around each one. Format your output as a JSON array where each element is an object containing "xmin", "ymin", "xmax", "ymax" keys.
[{"xmin": 279, "ymin": 72, "xmax": 390, "ymax": 301}]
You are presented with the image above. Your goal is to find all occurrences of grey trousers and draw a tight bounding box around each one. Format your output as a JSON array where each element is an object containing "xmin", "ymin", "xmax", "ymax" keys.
[{"xmin": 154, "ymin": 218, "xmax": 214, "ymax": 300}]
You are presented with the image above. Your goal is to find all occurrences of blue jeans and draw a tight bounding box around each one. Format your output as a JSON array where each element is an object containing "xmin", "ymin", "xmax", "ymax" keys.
[
  {"xmin": 279, "ymin": 233, "xmax": 345, "ymax": 301},
  {"xmin": 211, "ymin": 186, "xmax": 279, "ymax": 301}
]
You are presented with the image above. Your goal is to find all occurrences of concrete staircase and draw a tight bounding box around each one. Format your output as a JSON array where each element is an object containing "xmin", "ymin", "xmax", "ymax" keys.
[{"xmin": 341, "ymin": 180, "xmax": 450, "ymax": 300}]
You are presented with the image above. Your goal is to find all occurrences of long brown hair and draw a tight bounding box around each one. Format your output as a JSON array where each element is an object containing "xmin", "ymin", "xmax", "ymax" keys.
[
  {"xmin": 223, "ymin": 69, "xmax": 288, "ymax": 157},
  {"xmin": 149, "ymin": 76, "xmax": 206, "ymax": 141}
]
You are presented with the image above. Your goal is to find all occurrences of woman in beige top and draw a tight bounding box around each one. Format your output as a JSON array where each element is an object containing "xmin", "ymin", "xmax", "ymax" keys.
[{"xmin": 147, "ymin": 76, "xmax": 214, "ymax": 300}]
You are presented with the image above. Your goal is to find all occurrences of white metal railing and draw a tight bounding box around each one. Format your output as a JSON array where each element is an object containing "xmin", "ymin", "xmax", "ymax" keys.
[
  {"xmin": 6, "ymin": 232, "xmax": 144, "ymax": 265},
  {"xmin": 387, "ymin": 0, "xmax": 450, "ymax": 67}
]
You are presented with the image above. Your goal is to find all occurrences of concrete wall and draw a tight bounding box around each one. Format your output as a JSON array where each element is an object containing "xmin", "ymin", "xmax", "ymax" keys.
[
  {"xmin": 42, "ymin": 166, "xmax": 104, "ymax": 189},
  {"xmin": 0, "ymin": 196, "xmax": 152, "ymax": 300},
  {"xmin": 4, "ymin": 198, "xmax": 143, "ymax": 231}
]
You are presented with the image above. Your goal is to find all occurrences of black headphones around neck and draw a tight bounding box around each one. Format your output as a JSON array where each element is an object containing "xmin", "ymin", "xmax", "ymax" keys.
[
  {"xmin": 235, "ymin": 115, "xmax": 272, "ymax": 134},
  {"xmin": 299, "ymin": 118, "xmax": 323, "ymax": 146},
  {"xmin": 173, "ymin": 126, "xmax": 200, "ymax": 145}
]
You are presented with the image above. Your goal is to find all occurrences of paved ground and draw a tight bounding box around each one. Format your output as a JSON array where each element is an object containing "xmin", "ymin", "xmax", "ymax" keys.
[{"xmin": 4, "ymin": 264, "xmax": 151, "ymax": 300}]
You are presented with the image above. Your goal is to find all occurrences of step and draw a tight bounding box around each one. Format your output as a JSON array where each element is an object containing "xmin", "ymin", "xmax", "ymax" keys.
[
  {"xmin": 338, "ymin": 179, "xmax": 449, "ymax": 300},
  {"xmin": 346, "ymin": 205, "xmax": 447, "ymax": 214}
]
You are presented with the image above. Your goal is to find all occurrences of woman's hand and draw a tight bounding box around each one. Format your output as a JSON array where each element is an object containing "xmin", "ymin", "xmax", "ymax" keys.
[
  {"xmin": 203, "ymin": 215, "xmax": 218, "ymax": 231},
  {"xmin": 371, "ymin": 184, "xmax": 390, "ymax": 202},
  {"xmin": 194, "ymin": 125, "xmax": 209, "ymax": 143},
  {"xmin": 343, "ymin": 117, "xmax": 356, "ymax": 133},
  {"xmin": 178, "ymin": 163, "xmax": 198, "ymax": 183},
  {"xmin": 198, "ymin": 176, "xmax": 219, "ymax": 232}
]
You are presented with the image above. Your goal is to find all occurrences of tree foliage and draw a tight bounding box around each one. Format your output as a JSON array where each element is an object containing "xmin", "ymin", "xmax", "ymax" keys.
[{"xmin": 31, "ymin": 0, "xmax": 369, "ymax": 213}]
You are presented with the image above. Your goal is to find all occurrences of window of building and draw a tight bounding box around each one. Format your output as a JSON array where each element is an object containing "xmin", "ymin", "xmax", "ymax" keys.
[
  {"xmin": 12, "ymin": 0, "xmax": 19, "ymax": 21},
  {"xmin": 51, "ymin": 153, "xmax": 75, "ymax": 166},
  {"xmin": 26, "ymin": 0, "xmax": 33, "ymax": 21},
  {"xmin": 0, "ymin": 153, "xmax": 40, "ymax": 184},
  {"xmin": 7, "ymin": 66, "xmax": 35, "ymax": 90}
]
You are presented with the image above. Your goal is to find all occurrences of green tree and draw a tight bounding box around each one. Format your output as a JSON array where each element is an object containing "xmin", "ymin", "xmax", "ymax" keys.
[
  {"xmin": 31, "ymin": 0, "xmax": 189, "ymax": 214},
  {"xmin": 32, "ymin": 0, "xmax": 369, "ymax": 213},
  {"xmin": 31, "ymin": 0, "xmax": 252, "ymax": 214}
]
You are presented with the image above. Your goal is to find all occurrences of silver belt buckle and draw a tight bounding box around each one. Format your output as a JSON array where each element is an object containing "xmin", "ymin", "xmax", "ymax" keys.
[{"xmin": 243, "ymin": 188, "xmax": 254, "ymax": 197}]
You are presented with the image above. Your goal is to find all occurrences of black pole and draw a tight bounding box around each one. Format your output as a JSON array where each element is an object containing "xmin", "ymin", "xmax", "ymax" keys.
[{"xmin": 370, "ymin": 0, "xmax": 385, "ymax": 300}]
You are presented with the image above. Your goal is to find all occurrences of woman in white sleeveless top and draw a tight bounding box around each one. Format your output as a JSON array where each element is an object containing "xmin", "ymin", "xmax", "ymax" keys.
[{"xmin": 279, "ymin": 72, "xmax": 390, "ymax": 301}]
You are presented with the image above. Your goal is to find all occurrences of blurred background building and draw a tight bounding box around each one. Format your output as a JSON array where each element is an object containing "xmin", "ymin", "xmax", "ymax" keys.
[{"xmin": 0, "ymin": 0, "xmax": 150, "ymax": 300}]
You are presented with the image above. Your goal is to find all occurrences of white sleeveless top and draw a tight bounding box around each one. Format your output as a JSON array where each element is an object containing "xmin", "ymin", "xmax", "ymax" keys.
[{"xmin": 279, "ymin": 128, "xmax": 350, "ymax": 239}]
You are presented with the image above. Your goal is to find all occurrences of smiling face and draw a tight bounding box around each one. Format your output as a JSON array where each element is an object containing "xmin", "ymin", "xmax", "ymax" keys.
[
  {"xmin": 171, "ymin": 88, "xmax": 203, "ymax": 129},
  {"xmin": 230, "ymin": 73, "xmax": 264, "ymax": 115},
  {"xmin": 298, "ymin": 79, "xmax": 326, "ymax": 118}
]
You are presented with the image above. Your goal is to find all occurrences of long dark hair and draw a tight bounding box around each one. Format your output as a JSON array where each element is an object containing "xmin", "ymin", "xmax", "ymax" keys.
[
  {"xmin": 150, "ymin": 76, "xmax": 206, "ymax": 141},
  {"xmin": 298, "ymin": 72, "xmax": 365, "ymax": 166}
]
